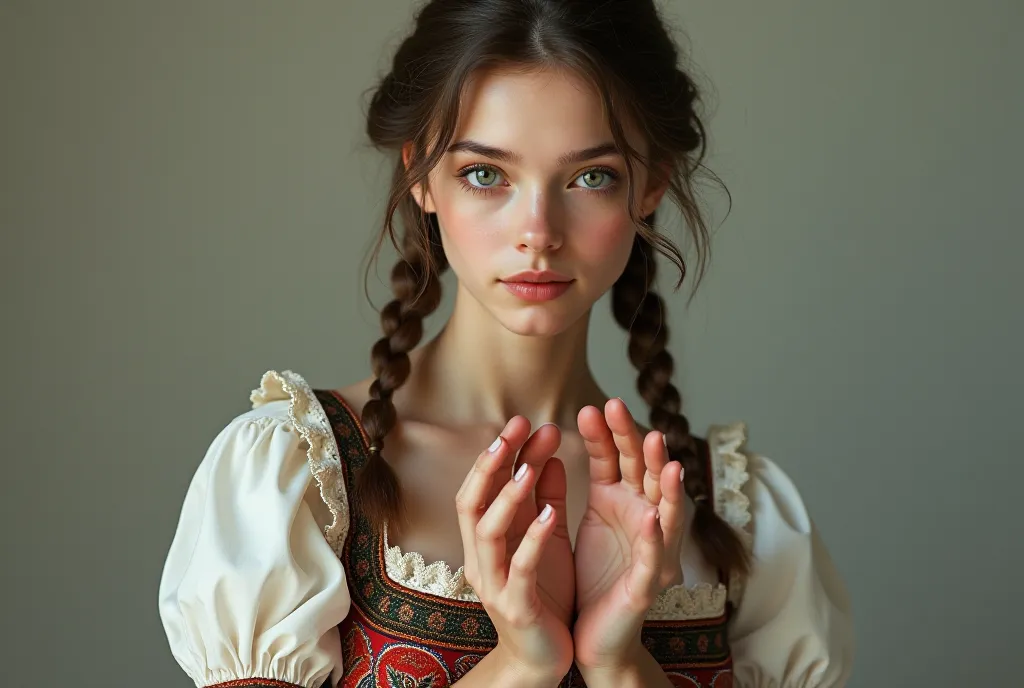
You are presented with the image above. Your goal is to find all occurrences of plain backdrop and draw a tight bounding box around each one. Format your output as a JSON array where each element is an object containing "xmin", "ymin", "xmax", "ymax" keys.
[{"xmin": 2, "ymin": 1, "xmax": 1021, "ymax": 686}]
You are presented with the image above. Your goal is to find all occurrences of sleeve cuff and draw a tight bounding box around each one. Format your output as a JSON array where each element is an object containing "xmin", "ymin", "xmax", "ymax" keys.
[{"xmin": 206, "ymin": 679, "xmax": 329, "ymax": 688}]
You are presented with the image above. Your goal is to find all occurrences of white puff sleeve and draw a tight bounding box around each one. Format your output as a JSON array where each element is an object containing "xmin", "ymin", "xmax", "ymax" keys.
[
  {"xmin": 710, "ymin": 424, "xmax": 854, "ymax": 688},
  {"xmin": 159, "ymin": 371, "xmax": 352, "ymax": 688}
]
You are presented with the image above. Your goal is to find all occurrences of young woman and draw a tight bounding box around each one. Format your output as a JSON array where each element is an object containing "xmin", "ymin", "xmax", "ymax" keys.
[{"xmin": 158, "ymin": 1, "xmax": 853, "ymax": 686}]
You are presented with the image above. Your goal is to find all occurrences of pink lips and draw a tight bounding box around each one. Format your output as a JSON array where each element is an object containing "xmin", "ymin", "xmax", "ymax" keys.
[{"xmin": 500, "ymin": 270, "xmax": 574, "ymax": 302}]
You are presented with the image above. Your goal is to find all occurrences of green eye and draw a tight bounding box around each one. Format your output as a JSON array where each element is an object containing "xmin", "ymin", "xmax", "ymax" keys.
[
  {"xmin": 468, "ymin": 168, "xmax": 500, "ymax": 187},
  {"xmin": 576, "ymin": 168, "xmax": 618, "ymax": 190}
]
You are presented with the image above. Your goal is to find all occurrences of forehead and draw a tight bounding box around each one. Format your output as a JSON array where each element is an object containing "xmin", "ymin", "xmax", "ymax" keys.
[{"xmin": 452, "ymin": 66, "xmax": 627, "ymax": 159}]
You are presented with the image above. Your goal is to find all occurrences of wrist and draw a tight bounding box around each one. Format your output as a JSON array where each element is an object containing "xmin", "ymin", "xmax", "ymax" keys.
[
  {"xmin": 576, "ymin": 638, "xmax": 656, "ymax": 688},
  {"xmin": 491, "ymin": 641, "xmax": 568, "ymax": 687}
]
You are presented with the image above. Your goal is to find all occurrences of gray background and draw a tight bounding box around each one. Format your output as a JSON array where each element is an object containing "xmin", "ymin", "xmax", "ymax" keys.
[{"xmin": 2, "ymin": 1, "xmax": 1021, "ymax": 685}]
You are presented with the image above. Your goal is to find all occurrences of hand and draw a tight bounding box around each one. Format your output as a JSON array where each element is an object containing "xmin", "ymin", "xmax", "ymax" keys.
[
  {"xmin": 455, "ymin": 417, "xmax": 575, "ymax": 681},
  {"xmin": 572, "ymin": 399, "xmax": 687, "ymax": 670}
]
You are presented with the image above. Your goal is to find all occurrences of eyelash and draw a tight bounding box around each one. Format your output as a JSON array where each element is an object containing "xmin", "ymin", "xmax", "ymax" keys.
[{"xmin": 455, "ymin": 164, "xmax": 620, "ymax": 198}]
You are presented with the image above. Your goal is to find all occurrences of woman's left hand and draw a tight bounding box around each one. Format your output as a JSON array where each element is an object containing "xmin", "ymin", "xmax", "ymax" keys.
[{"xmin": 572, "ymin": 398, "xmax": 687, "ymax": 670}]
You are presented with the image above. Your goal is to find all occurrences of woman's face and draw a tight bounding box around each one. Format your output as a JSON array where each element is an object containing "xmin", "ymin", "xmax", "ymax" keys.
[{"xmin": 412, "ymin": 66, "xmax": 667, "ymax": 337}]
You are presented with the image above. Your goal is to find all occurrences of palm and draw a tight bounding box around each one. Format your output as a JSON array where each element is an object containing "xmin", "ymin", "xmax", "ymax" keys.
[
  {"xmin": 574, "ymin": 480, "xmax": 653, "ymax": 612},
  {"xmin": 571, "ymin": 400, "xmax": 686, "ymax": 665}
]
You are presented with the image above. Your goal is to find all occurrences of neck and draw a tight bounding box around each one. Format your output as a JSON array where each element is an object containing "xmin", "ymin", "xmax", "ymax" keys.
[{"xmin": 408, "ymin": 284, "xmax": 607, "ymax": 430}]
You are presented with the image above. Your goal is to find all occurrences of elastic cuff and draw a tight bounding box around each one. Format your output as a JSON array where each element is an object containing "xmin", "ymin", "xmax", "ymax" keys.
[{"xmin": 207, "ymin": 680, "xmax": 306, "ymax": 688}]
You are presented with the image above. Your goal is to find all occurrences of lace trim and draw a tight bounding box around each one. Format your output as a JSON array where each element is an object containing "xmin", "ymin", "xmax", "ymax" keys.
[
  {"xmin": 383, "ymin": 524, "xmax": 480, "ymax": 601},
  {"xmin": 647, "ymin": 581, "xmax": 729, "ymax": 620},
  {"xmin": 707, "ymin": 421, "xmax": 754, "ymax": 605},
  {"xmin": 707, "ymin": 422, "xmax": 753, "ymax": 538},
  {"xmin": 250, "ymin": 370, "xmax": 350, "ymax": 556},
  {"xmin": 650, "ymin": 424, "xmax": 754, "ymax": 620},
  {"xmin": 382, "ymin": 527, "xmax": 729, "ymax": 619}
]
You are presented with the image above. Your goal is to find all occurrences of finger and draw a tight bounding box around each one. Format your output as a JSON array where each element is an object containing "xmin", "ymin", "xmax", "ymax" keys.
[
  {"xmin": 578, "ymin": 405, "xmax": 619, "ymax": 485},
  {"xmin": 512, "ymin": 422, "xmax": 562, "ymax": 478},
  {"xmin": 605, "ymin": 398, "xmax": 646, "ymax": 492},
  {"xmin": 643, "ymin": 430, "xmax": 669, "ymax": 504},
  {"xmin": 474, "ymin": 462, "xmax": 538, "ymax": 594},
  {"xmin": 456, "ymin": 416, "xmax": 531, "ymax": 502},
  {"xmin": 456, "ymin": 417, "xmax": 531, "ymax": 586},
  {"xmin": 505, "ymin": 503, "xmax": 557, "ymax": 610},
  {"xmin": 624, "ymin": 507, "xmax": 666, "ymax": 609},
  {"xmin": 485, "ymin": 417, "xmax": 535, "ymax": 505},
  {"xmin": 534, "ymin": 456, "xmax": 569, "ymax": 539},
  {"xmin": 657, "ymin": 461, "xmax": 686, "ymax": 585}
]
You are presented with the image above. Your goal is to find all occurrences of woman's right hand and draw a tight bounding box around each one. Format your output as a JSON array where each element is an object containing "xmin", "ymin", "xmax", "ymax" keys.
[{"xmin": 455, "ymin": 417, "xmax": 575, "ymax": 683}]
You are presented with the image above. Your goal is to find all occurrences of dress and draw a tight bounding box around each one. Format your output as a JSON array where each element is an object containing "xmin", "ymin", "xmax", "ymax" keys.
[{"xmin": 158, "ymin": 370, "xmax": 854, "ymax": 687}]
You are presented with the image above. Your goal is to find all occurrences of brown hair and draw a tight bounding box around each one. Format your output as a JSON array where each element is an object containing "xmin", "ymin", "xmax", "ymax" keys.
[{"xmin": 359, "ymin": 0, "xmax": 749, "ymax": 577}]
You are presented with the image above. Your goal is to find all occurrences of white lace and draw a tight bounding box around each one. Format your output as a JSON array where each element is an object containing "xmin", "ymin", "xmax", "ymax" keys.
[
  {"xmin": 383, "ymin": 524, "xmax": 480, "ymax": 601},
  {"xmin": 647, "ymin": 582, "xmax": 729, "ymax": 620},
  {"xmin": 250, "ymin": 370, "xmax": 351, "ymax": 556},
  {"xmin": 709, "ymin": 422, "xmax": 753, "ymax": 539},
  {"xmin": 708, "ymin": 421, "xmax": 754, "ymax": 606},
  {"xmin": 642, "ymin": 423, "xmax": 751, "ymax": 619}
]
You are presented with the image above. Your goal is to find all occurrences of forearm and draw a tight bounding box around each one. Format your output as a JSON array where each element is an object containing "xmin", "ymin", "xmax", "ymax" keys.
[
  {"xmin": 454, "ymin": 643, "xmax": 564, "ymax": 688},
  {"xmin": 576, "ymin": 643, "xmax": 673, "ymax": 688}
]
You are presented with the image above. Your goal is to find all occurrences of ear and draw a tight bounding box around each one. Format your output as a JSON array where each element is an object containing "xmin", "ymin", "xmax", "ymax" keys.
[
  {"xmin": 402, "ymin": 142, "xmax": 437, "ymax": 213},
  {"xmin": 638, "ymin": 162, "xmax": 672, "ymax": 217}
]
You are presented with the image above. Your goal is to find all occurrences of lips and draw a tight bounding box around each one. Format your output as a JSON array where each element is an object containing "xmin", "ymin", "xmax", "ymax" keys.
[
  {"xmin": 501, "ymin": 269, "xmax": 573, "ymax": 283},
  {"xmin": 499, "ymin": 270, "xmax": 574, "ymax": 302}
]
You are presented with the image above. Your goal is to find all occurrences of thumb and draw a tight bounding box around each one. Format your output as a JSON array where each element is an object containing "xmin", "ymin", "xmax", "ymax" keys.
[
  {"xmin": 535, "ymin": 456, "xmax": 570, "ymax": 539},
  {"xmin": 624, "ymin": 506, "xmax": 665, "ymax": 610}
]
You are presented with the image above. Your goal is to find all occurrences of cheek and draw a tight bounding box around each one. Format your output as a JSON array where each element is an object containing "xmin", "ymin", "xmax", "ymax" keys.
[
  {"xmin": 431, "ymin": 192, "xmax": 502, "ymax": 273},
  {"xmin": 573, "ymin": 211, "xmax": 637, "ymax": 272}
]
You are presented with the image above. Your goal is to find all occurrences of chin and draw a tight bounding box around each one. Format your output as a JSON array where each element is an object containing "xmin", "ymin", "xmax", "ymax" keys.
[{"xmin": 495, "ymin": 304, "xmax": 585, "ymax": 338}]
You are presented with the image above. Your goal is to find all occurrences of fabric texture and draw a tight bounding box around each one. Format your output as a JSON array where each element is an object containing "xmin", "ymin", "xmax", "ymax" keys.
[{"xmin": 157, "ymin": 370, "xmax": 853, "ymax": 687}]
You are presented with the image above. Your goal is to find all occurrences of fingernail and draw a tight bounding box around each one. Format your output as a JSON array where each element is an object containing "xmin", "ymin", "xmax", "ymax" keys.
[
  {"xmin": 680, "ymin": 466, "xmax": 685, "ymax": 482},
  {"xmin": 514, "ymin": 462, "xmax": 528, "ymax": 482},
  {"xmin": 538, "ymin": 504, "xmax": 553, "ymax": 522},
  {"xmin": 662, "ymin": 433, "xmax": 668, "ymax": 447},
  {"xmin": 488, "ymin": 436, "xmax": 502, "ymax": 453}
]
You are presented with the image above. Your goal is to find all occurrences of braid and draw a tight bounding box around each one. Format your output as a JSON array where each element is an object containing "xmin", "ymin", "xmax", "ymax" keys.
[
  {"xmin": 358, "ymin": 211, "xmax": 448, "ymax": 532},
  {"xmin": 611, "ymin": 230, "xmax": 750, "ymax": 577}
]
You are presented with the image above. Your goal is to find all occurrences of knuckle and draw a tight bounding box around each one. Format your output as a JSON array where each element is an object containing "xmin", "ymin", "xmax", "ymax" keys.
[
  {"xmin": 455, "ymin": 496, "xmax": 477, "ymax": 517},
  {"xmin": 505, "ymin": 605, "xmax": 537, "ymax": 628},
  {"xmin": 475, "ymin": 522, "xmax": 496, "ymax": 542},
  {"xmin": 508, "ymin": 556, "xmax": 532, "ymax": 577}
]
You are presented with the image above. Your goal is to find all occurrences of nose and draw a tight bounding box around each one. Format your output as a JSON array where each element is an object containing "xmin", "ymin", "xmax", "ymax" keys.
[{"xmin": 515, "ymin": 190, "xmax": 563, "ymax": 253}]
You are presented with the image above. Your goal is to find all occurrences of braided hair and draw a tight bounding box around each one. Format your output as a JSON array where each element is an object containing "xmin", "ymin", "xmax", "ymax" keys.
[
  {"xmin": 612, "ymin": 230, "xmax": 750, "ymax": 576},
  {"xmin": 359, "ymin": 0, "xmax": 750, "ymax": 576},
  {"xmin": 357, "ymin": 213, "xmax": 448, "ymax": 529}
]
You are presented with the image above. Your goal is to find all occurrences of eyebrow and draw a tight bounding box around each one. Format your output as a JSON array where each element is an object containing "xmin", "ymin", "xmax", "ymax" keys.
[{"xmin": 446, "ymin": 140, "xmax": 621, "ymax": 166}]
